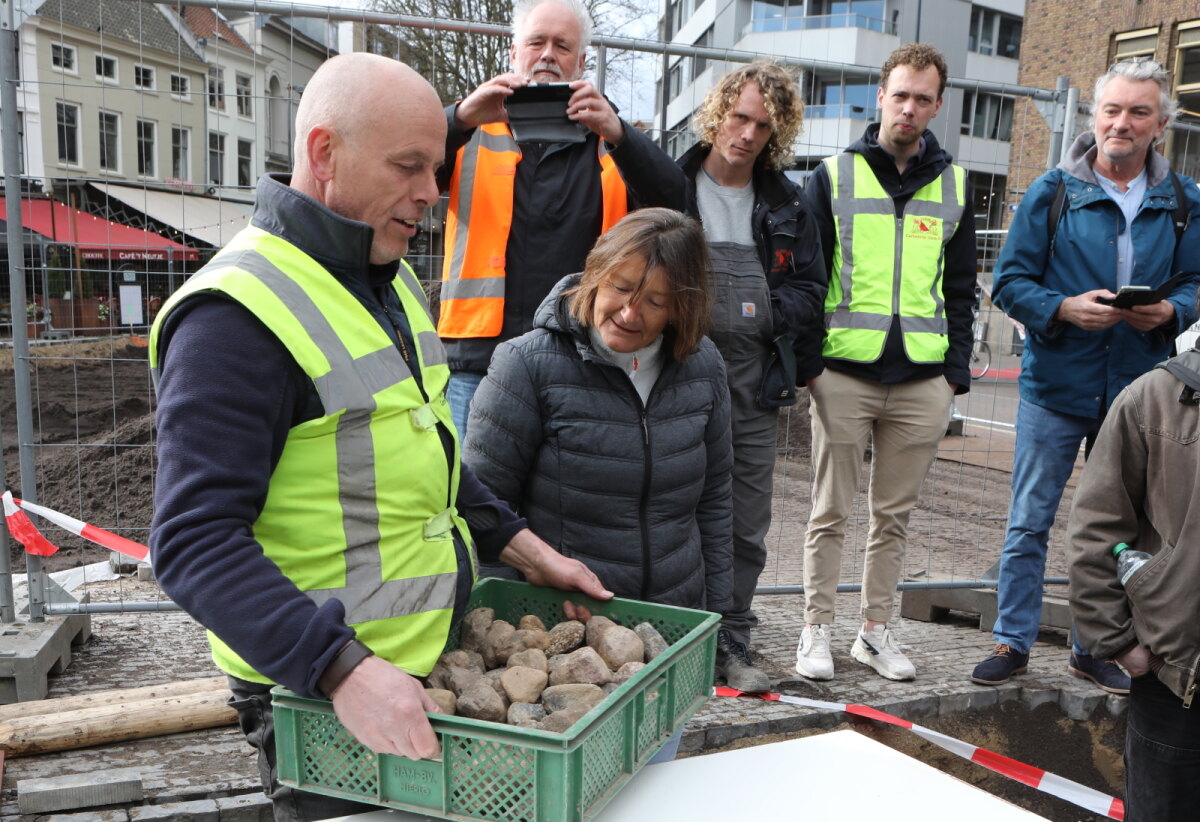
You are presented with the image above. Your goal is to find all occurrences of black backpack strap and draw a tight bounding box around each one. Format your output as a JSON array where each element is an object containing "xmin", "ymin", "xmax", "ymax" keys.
[
  {"xmin": 1170, "ymin": 171, "xmax": 1190, "ymax": 247},
  {"xmin": 1047, "ymin": 177, "xmax": 1067, "ymax": 258}
]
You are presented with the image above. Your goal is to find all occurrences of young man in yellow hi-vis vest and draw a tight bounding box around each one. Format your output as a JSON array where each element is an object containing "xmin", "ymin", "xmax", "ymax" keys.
[
  {"xmin": 794, "ymin": 43, "xmax": 977, "ymax": 683},
  {"xmin": 149, "ymin": 55, "xmax": 611, "ymax": 822},
  {"xmin": 436, "ymin": 0, "xmax": 686, "ymax": 437}
]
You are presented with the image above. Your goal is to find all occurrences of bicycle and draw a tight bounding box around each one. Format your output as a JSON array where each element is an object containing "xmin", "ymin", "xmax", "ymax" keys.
[
  {"xmin": 969, "ymin": 317, "xmax": 992, "ymax": 379},
  {"xmin": 969, "ymin": 282, "xmax": 992, "ymax": 380}
]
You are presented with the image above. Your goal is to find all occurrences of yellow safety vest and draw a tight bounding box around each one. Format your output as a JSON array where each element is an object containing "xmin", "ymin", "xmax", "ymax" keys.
[
  {"xmin": 438, "ymin": 123, "xmax": 629, "ymax": 338},
  {"xmin": 150, "ymin": 226, "xmax": 474, "ymax": 683},
  {"xmin": 822, "ymin": 152, "xmax": 965, "ymax": 364}
]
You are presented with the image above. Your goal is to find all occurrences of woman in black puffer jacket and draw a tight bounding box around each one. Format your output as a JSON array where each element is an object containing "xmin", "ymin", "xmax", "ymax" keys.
[{"xmin": 464, "ymin": 208, "xmax": 733, "ymax": 618}]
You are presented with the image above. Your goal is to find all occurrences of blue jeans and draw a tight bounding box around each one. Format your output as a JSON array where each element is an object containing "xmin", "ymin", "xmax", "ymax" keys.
[
  {"xmin": 993, "ymin": 399, "xmax": 1101, "ymax": 655},
  {"xmin": 446, "ymin": 371, "xmax": 484, "ymax": 440},
  {"xmin": 1125, "ymin": 673, "xmax": 1200, "ymax": 821}
]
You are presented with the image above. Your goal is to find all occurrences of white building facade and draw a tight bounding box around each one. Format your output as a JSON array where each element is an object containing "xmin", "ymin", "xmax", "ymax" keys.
[{"xmin": 656, "ymin": 0, "xmax": 1025, "ymax": 231}]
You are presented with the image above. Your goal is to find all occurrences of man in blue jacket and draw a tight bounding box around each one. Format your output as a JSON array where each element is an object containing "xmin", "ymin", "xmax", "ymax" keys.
[{"xmin": 971, "ymin": 57, "xmax": 1200, "ymax": 692}]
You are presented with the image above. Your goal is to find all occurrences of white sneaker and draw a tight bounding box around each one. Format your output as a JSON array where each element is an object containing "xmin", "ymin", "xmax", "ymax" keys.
[
  {"xmin": 851, "ymin": 625, "xmax": 916, "ymax": 681},
  {"xmin": 795, "ymin": 624, "xmax": 834, "ymax": 680}
]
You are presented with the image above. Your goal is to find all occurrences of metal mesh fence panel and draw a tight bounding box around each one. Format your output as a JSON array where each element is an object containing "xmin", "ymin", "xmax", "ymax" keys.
[{"xmin": 0, "ymin": 0, "xmax": 1143, "ymax": 633}]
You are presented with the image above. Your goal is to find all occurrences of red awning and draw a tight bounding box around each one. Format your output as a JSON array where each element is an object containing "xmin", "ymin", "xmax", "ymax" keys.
[{"xmin": 0, "ymin": 196, "xmax": 200, "ymax": 262}]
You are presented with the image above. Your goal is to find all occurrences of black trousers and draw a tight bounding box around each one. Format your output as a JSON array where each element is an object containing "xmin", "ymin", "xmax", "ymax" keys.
[
  {"xmin": 227, "ymin": 677, "xmax": 379, "ymax": 822},
  {"xmin": 1125, "ymin": 672, "xmax": 1200, "ymax": 822}
]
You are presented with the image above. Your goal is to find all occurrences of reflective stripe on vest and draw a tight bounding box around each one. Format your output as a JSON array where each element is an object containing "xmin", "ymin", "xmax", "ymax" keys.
[
  {"xmin": 822, "ymin": 152, "xmax": 965, "ymax": 364},
  {"xmin": 438, "ymin": 123, "xmax": 630, "ymax": 338},
  {"xmin": 150, "ymin": 226, "xmax": 473, "ymax": 682}
]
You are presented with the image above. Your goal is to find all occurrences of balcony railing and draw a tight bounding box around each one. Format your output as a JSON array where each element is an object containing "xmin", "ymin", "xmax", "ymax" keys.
[
  {"xmin": 805, "ymin": 103, "xmax": 879, "ymax": 120},
  {"xmin": 743, "ymin": 13, "xmax": 897, "ymax": 37}
]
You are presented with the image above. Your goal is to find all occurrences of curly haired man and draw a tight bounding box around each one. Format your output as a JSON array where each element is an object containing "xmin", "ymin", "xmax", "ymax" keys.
[{"xmin": 678, "ymin": 61, "xmax": 827, "ymax": 692}]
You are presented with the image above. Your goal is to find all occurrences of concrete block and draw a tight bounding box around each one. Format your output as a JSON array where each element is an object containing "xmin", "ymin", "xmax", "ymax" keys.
[
  {"xmin": 1059, "ymin": 689, "xmax": 1104, "ymax": 721},
  {"xmin": 18, "ymin": 769, "xmax": 144, "ymax": 814},
  {"xmin": 995, "ymin": 687, "xmax": 1022, "ymax": 705},
  {"xmin": 899, "ymin": 584, "xmax": 994, "ymax": 626},
  {"xmin": 678, "ymin": 730, "xmax": 704, "ymax": 755},
  {"xmin": 938, "ymin": 688, "xmax": 998, "ymax": 716},
  {"xmin": 877, "ymin": 695, "xmax": 940, "ymax": 720},
  {"xmin": 136, "ymin": 563, "xmax": 156, "ymax": 582},
  {"xmin": 214, "ymin": 793, "xmax": 272, "ymax": 822},
  {"xmin": 109, "ymin": 551, "xmax": 141, "ymax": 575},
  {"xmin": 1020, "ymin": 687, "xmax": 1061, "ymax": 710},
  {"xmin": 129, "ymin": 799, "xmax": 219, "ymax": 822},
  {"xmin": 0, "ymin": 614, "xmax": 92, "ymax": 703},
  {"xmin": 704, "ymin": 719, "xmax": 767, "ymax": 749},
  {"xmin": 1104, "ymin": 693, "xmax": 1130, "ymax": 717},
  {"xmin": 764, "ymin": 711, "xmax": 816, "ymax": 737}
]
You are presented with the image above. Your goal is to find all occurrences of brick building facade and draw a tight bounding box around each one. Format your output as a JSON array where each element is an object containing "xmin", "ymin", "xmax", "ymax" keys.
[{"xmin": 1010, "ymin": 0, "xmax": 1200, "ymax": 206}]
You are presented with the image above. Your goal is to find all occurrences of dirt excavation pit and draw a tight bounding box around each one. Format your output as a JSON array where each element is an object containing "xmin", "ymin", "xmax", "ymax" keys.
[{"xmin": 702, "ymin": 698, "xmax": 1127, "ymax": 822}]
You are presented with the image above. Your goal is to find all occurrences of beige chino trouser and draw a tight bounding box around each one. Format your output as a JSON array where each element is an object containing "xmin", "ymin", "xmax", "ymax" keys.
[{"xmin": 803, "ymin": 369, "xmax": 954, "ymax": 625}]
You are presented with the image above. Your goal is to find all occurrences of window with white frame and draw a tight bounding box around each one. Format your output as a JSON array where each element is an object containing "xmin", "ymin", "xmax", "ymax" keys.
[
  {"xmin": 172, "ymin": 126, "xmax": 191, "ymax": 181},
  {"xmin": 1114, "ymin": 27, "xmax": 1159, "ymax": 62},
  {"xmin": 236, "ymin": 73, "xmax": 253, "ymax": 118},
  {"xmin": 968, "ymin": 6, "xmax": 1022, "ymax": 59},
  {"xmin": 208, "ymin": 67, "xmax": 226, "ymax": 110},
  {"xmin": 237, "ymin": 138, "xmax": 253, "ymax": 187},
  {"xmin": 1173, "ymin": 21, "xmax": 1200, "ymax": 180},
  {"xmin": 692, "ymin": 27, "xmax": 713, "ymax": 82},
  {"xmin": 960, "ymin": 91, "xmax": 1015, "ymax": 141},
  {"xmin": 99, "ymin": 111, "xmax": 121, "ymax": 172},
  {"xmin": 51, "ymin": 43, "xmax": 76, "ymax": 73},
  {"xmin": 1175, "ymin": 21, "xmax": 1200, "ymax": 91},
  {"xmin": 209, "ymin": 132, "xmax": 226, "ymax": 185},
  {"xmin": 171, "ymin": 73, "xmax": 190, "ymax": 99},
  {"xmin": 668, "ymin": 62, "xmax": 683, "ymax": 99},
  {"xmin": 56, "ymin": 101, "xmax": 80, "ymax": 165},
  {"xmin": 134, "ymin": 64, "xmax": 155, "ymax": 90},
  {"xmin": 137, "ymin": 119, "xmax": 156, "ymax": 177},
  {"xmin": 95, "ymin": 54, "xmax": 117, "ymax": 82}
]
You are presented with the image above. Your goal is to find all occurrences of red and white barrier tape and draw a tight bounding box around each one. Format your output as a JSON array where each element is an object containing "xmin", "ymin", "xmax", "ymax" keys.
[
  {"xmin": 714, "ymin": 686, "xmax": 1124, "ymax": 821},
  {"xmin": 2, "ymin": 491, "xmax": 149, "ymax": 561}
]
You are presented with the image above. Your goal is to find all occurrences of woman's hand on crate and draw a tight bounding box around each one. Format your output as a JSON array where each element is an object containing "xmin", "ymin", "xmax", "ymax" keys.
[
  {"xmin": 500, "ymin": 528, "xmax": 614, "ymax": 602},
  {"xmin": 331, "ymin": 656, "xmax": 443, "ymax": 760}
]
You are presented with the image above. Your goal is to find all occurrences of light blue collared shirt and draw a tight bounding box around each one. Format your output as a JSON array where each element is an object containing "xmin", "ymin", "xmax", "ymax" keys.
[{"xmin": 1093, "ymin": 168, "xmax": 1148, "ymax": 288}]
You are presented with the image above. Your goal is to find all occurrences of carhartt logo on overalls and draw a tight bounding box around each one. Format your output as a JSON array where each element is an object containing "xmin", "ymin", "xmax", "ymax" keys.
[{"xmin": 905, "ymin": 216, "xmax": 941, "ymax": 240}]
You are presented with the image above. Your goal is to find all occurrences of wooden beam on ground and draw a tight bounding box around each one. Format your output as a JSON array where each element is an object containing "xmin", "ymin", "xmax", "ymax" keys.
[
  {"xmin": 0, "ymin": 689, "xmax": 237, "ymax": 757},
  {"xmin": 0, "ymin": 676, "xmax": 227, "ymax": 722}
]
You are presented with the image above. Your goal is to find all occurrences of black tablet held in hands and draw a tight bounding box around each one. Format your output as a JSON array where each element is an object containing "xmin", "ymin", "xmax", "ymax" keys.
[
  {"xmin": 1100, "ymin": 285, "xmax": 1158, "ymax": 309},
  {"xmin": 504, "ymin": 82, "xmax": 584, "ymax": 144},
  {"xmin": 1095, "ymin": 272, "xmax": 1192, "ymax": 309}
]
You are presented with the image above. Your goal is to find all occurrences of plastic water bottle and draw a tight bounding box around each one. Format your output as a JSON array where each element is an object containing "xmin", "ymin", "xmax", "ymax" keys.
[{"xmin": 1113, "ymin": 543, "xmax": 1152, "ymax": 587}]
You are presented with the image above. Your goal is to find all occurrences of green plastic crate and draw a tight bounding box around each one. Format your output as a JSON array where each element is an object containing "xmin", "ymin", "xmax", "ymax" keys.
[{"xmin": 273, "ymin": 578, "xmax": 719, "ymax": 822}]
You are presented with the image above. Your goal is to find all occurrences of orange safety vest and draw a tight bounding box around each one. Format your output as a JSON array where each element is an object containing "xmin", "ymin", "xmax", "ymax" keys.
[{"xmin": 438, "ymin": 123, "xmax": 630, "ymax": 339}]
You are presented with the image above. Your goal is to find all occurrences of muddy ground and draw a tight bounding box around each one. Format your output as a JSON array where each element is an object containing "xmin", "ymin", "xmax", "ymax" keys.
[
  {"xmin": 3, "ymin": 336, "xmax": 1050, "ymax": 583},
  {"xmin": 2, "ymin": 338, "xmax": 157, "ymax": 571}
]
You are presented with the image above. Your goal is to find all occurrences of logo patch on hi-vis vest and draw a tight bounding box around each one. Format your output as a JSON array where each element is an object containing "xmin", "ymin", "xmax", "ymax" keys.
[{"xmin": 904, "ymin": 216, "xmax": 942, "ymax": 241}]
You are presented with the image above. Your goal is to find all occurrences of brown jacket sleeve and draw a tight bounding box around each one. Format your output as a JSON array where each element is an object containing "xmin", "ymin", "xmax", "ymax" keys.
[{"xmin": 1065, "ymin": 386, "xmax": 1145, "ymax": 660}]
